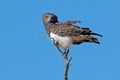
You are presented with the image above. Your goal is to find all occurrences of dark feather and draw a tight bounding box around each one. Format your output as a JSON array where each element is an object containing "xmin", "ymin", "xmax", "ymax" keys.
[{"xmin": 91, "ymin": 33, "xmax": 103, "ymax": 37}]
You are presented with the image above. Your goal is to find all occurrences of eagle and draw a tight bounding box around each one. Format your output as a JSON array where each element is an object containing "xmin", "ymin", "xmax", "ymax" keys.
[{"xmin": 42, "ymin": 13, "xmax": 102, "ymax": 53}]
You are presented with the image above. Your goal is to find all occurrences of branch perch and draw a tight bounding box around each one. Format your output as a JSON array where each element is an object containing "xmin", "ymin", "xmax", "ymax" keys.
[
  {"xmin": 56, "ymin": 46, "xmax": 72, "ymax": 80},
  {"xmin": 64, "ymin": 57, "xmax": 72, "ymax": 80}
]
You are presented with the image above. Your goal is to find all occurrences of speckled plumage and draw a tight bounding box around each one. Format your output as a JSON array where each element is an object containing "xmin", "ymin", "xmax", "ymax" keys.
[{"xmin": 42, "ymin": 13, "xmax": 102, "ymax": 49}]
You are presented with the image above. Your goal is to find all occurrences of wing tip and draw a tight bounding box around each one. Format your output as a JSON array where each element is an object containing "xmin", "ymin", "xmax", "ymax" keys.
[{"xmin": 91, "ymin": 33, "xmax": 103, "ymax": 37}]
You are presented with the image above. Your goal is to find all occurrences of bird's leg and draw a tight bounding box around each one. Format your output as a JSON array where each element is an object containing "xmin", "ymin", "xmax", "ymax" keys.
[
  {"xmin": 64, "ymin": 49, "xmax": 67, "ymax": 53},
  {"xmin": 66, "ymin": 48, "xmax": 70, "ymax": 54},
  {"xmin": 62, "ymin": 48, "xmax": 70, "ymax": 60},
  {"xmin": 64, "ymin": 48, "xmax": 70, "ymax": 55}
]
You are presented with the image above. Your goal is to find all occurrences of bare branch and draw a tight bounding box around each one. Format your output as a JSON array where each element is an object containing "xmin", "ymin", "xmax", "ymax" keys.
[
  {"xmin": 64, "ymin": 56, "xmax": 72, "ymax": 80},
  {"xmin": 57, "ymin": 48, "xmax": 72, "ymax": 80}
]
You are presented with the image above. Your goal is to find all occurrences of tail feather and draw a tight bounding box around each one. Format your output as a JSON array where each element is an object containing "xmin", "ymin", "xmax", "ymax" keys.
[
  {"xmin": 81, "ymin": 28, "xmax": 103, "ymax": 37},
  {"xmin": 91, "ymin": 32, "xmax": 103, "ymax": 37},
  {"xmin": 72, "ymin": 28, "xmax": 102, "ymax": 44},
  {"xmin": 90, "ymin": 37, "xmax": 100, "ymax": 44},
  {"xmin": 72, "ymin": 36, "xmax": 100, "ymax": 44}
]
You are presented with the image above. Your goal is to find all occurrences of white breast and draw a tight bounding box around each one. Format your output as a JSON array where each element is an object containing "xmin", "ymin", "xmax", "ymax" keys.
[{"xmin": 50, "ymin": 32, "xmax": 72, "ymax": 49}]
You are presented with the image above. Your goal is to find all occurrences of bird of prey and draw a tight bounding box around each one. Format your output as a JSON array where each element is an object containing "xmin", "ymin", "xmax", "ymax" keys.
[{"xmin": 42, "ymin": 13, "xmax": 102, "ymax": 53}]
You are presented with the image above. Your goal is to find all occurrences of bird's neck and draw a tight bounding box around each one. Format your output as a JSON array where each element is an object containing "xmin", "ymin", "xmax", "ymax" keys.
[{"xmin": 44, "ymin": 23, "xmax": 55, "ymax": 35}]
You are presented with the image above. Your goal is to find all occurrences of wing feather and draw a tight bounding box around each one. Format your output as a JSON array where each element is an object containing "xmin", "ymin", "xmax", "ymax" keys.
[{"xmin": 50, "ymin": 23, "xmax": 91, "ymax": 36}]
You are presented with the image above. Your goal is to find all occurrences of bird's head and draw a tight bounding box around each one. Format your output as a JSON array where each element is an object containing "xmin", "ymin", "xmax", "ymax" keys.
[{"xmin": 42, "ymin": 13, "xmax": 58, "ymax": 24}]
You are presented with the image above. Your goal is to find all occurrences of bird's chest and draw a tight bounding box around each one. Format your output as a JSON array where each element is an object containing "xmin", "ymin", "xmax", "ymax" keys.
[{"xmin": 50, "ymin": 32, "xmax": 72, "ymax": 49}]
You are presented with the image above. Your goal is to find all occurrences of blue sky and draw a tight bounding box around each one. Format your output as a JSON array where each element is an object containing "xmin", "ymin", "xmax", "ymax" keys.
[{"xmin": 0, "ymin": 0, "xmax": 120, "ymax": 80}]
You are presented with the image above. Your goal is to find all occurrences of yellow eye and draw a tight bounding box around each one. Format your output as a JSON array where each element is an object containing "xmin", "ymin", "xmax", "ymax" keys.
[
  {"xmin": 45, "ymin": 15, "xmax": 49, "ymax": 19},
  {"xmin": 45, "ymin": 15, "xmax": 51, "ymax": 21}
]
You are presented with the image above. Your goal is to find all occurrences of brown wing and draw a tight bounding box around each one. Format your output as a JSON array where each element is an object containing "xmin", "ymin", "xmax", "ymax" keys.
[
  {"xmin": 50, "ymin": 22, "xmax": 102, "ymax": 37},
  {"xmin": 49, "ymin": 23, "xmax": 92, "ymax": 37}
]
